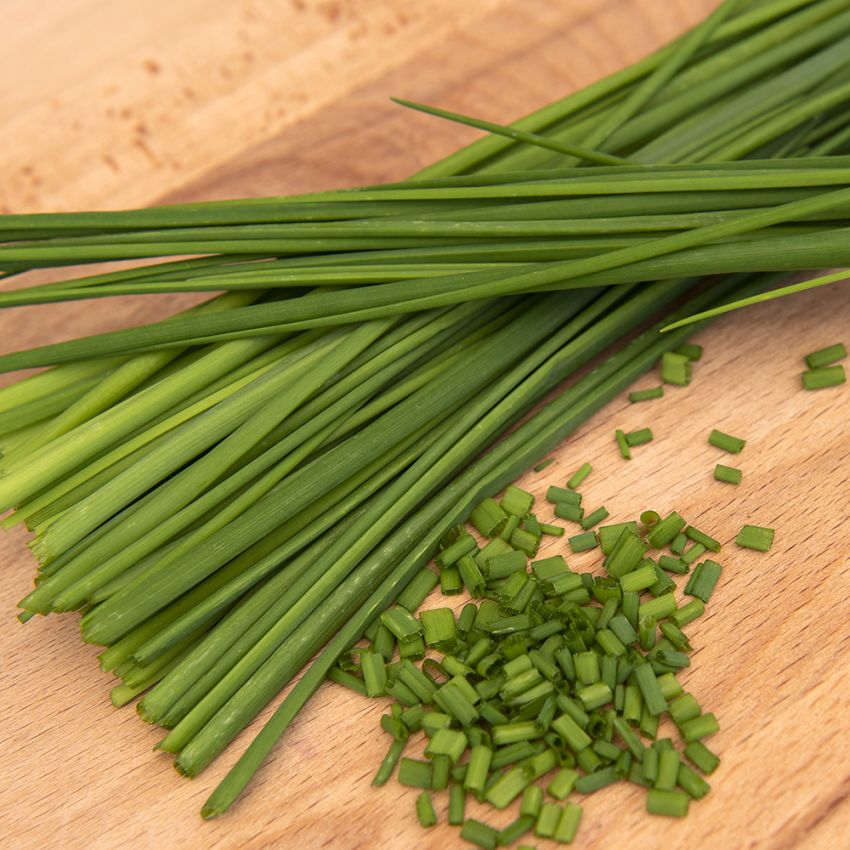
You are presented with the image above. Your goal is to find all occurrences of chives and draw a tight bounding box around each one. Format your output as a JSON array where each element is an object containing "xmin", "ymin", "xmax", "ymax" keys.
[
  {"xmin": 735, "ymin": 524, "xmax": 775, "ymax": 552},
  {"xmin": 501, "ymin": 484, "xmax": 535, "ymax": 517},
  {"xmin": 511, "ymin": 528, "xmax": 540, "ymax": 558},
  {"xmin": 802, "ymin": 365, "xmax": 846, "ymax": 389},
  {"xmin": 555, "ymin": 502, "xmax": 584, "ymax": 523},
  {"xmin": 684, "ymin": 741, "xmax": 721, "ymax": 775},
  {"xmin": 397, "ymin": 569, "xmax": 440, "ymax": 612},
  {"xmin": 460, "ymin": 819, "xmax": 499, "ymax": 850},
  {"xmin": 381, "ymin": 606, "xmax": 425, "ymax": 644},
  {"xmin": 678, "ymin": 764, "xmax": 711, "ymax": 800},
  {"xmin": 629, "ymin": 386, "xmax": 664, "ymax": 403},
  {"xmin": 485, "ymin": 550, "xmax": 527, "ymax": 580},
  {"xmin": 679, "ymin": 713, "xmax": 720, "ymax": 743},
  {"xmin": 567, "ymin": 531, "xmax": 599, "ymax": 552},
  {"xmin": 436, "ymin": 533, "xmax": 477, "ymax": 567},
  {"xmin": 555, "ymin": 803, "xmax": 583, "ymax": 843},
  {"xmin": 714, "ymin": 464, "xmax": 742, "ymax": 485},
  {"xmin": 421, "ymin": 608, "xmax": 457, "ymax": 649},
  {"xmin": 674, "ymin": 343, "xmax": 703, "ymax": 361},
  {"xmin": 655, "ymin": 748, "xmax": 681, "ymax": 791},
  {"xmin": 360, "ymin": 652, "xmax": 388, "ymax": 697},
  {"xmin": 547, "ymin": 767, "xmax": 578, "ymax": 800},
  {"xmin": 685, "ymin": 526, "xmax": 721, "ymax": 553},
  {"xmin": 520, "ymin": 784, "xmax": 543, "ymax": 818},
  {"xmin": 575, "ymin": 766, "xmax": 618, "ymax": 794},
  {"xmin": 639, "ymin": 594, "xmax": 677, "ymax": 621},
  {"xmin": 684, "ymin": 560, "xmax": 723, "ymax": 603},
  {"xmin": 660, "ymin": 352, "xmax": 692, "ymax": 386},
  {"xmin": 641, "ymin": 510, "xmax": 661, "ymax": 528},
  {"xmin": 546, "ymin": 486, "xmax": 581, "ymax": 505},
  {"xmin": 538, "ymin": 522, "xmax": 565, "ymax": 537},
  {"xmin": 416, "ymin": 791, "xmax": 437, "ymax": 827},
  {"xmin": 625, "ymin": 427, "xmax": 654, "ymax": 447},
  {"xmin": 658, "ymin": 555, "xmax": 688, "ymax": 575},
  {"xmin": 680, "ymin": 542, "xmax": 705, "ymax": 566},
  {"xmin": 426, "ymin": 728, "xmax": 468, "ymax": 763},
  {"xmin": 615, "ymin": 429, "xmax": 631, "ymax": 460},
  {"xmin": 805, "ymin": 342, "xmax": 846, "ymax": 369},
  {"xmin": 633, "ymin": 663, "xmax": 667, "ymax": 717},
  {"xmin": 708, "ymin": 429, "xmax": 746, "ymax": 453},
  {"xmin": 448, "ymin": 783, "xmax": 466, "ymax": 825},
  {"xmin": 581, "ymin": 506, "xmax": 609, "ymax": 530},
  {"xmin": 398, "ymin": 758, "xmax": 432, "ymax": 789},
  {"xmin": 669, "ymin": 693, "xmax": 702, "ymax": 726},
  {"xmin": 598, "ymin": 522, "xmax": 639, "ymax": 554},
  {"xmin": 670, "ymin": 533, "xmax": 687, "ymax": 556},
  {"xmin": 566, "ymin": 463, "xmax": 592, "ymax": 490},
  {"xmin": 670, "ymin": 599, "xmax": 705, "ymax": 628},
  {"xmin": 497, "ymin": 815, "xmax": 535, "ymax": 845},
  {"xmin": 485, "ymin": 767, "xmax": 528, "ymax": 809},
  {"xmin": 647, "ymin": 512, "xmax": 686, "ymax": 548},
  {"xmin": 646, "ymin": 789, "xmax": 690, "ymax": 817},
  {"xmin": 469, "ymin": 498, "xmax": 508, "ymax": 538},
  {"xmin": 535, "ymin": 803, "xmax": 562, "ymax": 838}
]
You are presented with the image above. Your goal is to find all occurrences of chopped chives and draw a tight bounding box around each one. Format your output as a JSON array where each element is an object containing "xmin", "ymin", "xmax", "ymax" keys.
[
  {"xmin": 598, "ymin": 522, "xmax": 638, "ymax": 554},
  {"xmin": 659, "ymin": 622, "xmax": 691, "ymax": 652},
  {"xmin": 469, "ymin": 498, "xmax": 508, "ymax": 538},
  {"xmin": 658, "ymin": 554, "xmax": 688, "ymax": 574},
  {"xmin": 555, "ymin": 803, "xmax": 583, "ymax": 843},
  {"xmin": 448, "ymin": 783, "xmax": 466, "ymax": 825},
  {"xmin": 620, "ymin": 564, "xmax": 660, "ymax": 593},
  {"xmin": 546, "ymin": 485, "xmax": 581, "ymax": 505},
  {"xmin": 520, "ymin": 784, "xmax": 543, "ymax": 818},
  {"xmin": 373, "ymin": 738, "xmax": 407, "ymax": 787},
  {"xmin": 555, "ymin": 502, "xmax": 584, "ymax": 523},
  {"xmin": 399, "ymin": 635, "xmax": 426, "ymax": 660},
  {"xmin": 639, "ymin": 594, "xmax": 677, "ymax": 621},
  {"xmin": 580, "ymin": 506, "xmax": 609, "ymax": 530},
  {"xmin": 436, "ymin": 533, "xmax": 477, "ymax": 567},
  {"xmin": 460, "ymin": 819, "xmax": 499, "ymax": 850},
  {"xmin": 577, "ymin": 682, "xmax": 613, "ymax": 711},
  {"xmin": 708, "ymin": 429, "xmax": 746, "ymax": 453},
  {"xmin": 714, "ymin": 464, "xmax": 742, "ymax": 485},
  {"xmin": 633, "ymin": 662, "xmax": 667, "ymax": 717},
  {"xmin": 685, "ymin": 525, "xmax": 721, "ymax": 552},
  {"xmin": 440, "ymin": 565, "xmax": 463, "ymax": 596},
  {"xmin": 629, "ymin": 386, "xmax": 664, "ymax": 403},
  {"xmin": 684, "ymin": 559, "xmax": 722, "ymax": 602},
  {"xmin": 485, "ymin": 766, "xmax": 528, "ymax": 809},
  {"xmin": 615, "ymin": 429, "xmax": 631, "ymax": 460},
  {"xmin": 416, "ymin": 791, "xmax": 437, "ymax": 827},
  {"xmin": 327, "ymin": 667, "xmax": 367, "ymax": 697},
  {"xmin": 647, "ymin": 512, "xmax": 686, "ymax": 548},
  {"xmin": 397, "ymin": 569, "xmax": 439, "ymax": 612},
  {"xmin": 668, "ymin": 693, "xmax": 701, "ymax": 726},
  {"xmin": 678, "ymin": 763, "xmax": 711, "ymax": 800},
  {"xmin": 420, "ymin": 608, "xmax": 457, "ymax": 649},
  {"xmin": 679, "ymin": 713, "xmax": 720, "ymax": 742},
  {"xmin": 463, "ymin": 746, "xmax": 492, "ymax": 793},
  {"xmin": 735, "ymin": 524, "xmax": 774, "ymax": 552},
  {"xmin": 625, "ymin": 427, "xmax": 654, "ymax": 447},
  {"xmin": 674, "ymin": 343, "xmax": 703, "ymax": 361},
  {"xmin": 511, "ymin": 527, "xmax": 540, "ymax": 558},
  {"xmin": 802, "ymin": 365, "xmax": 846, "ymax": 390},
  {"xmin": 547, "ymin": 767, "xmax": 578, "ymax": 800},
  {"xmin": 497, "ymin": 815, "xmax": 535, "ymax": 845},
  {"xmin": 538, "ymin": 522, "xmax": 565, "ymax": 537},
  {"xmin": 457, "ymin": 554, "xmax": 485, "ymax": 598},
  {"xmin": 670, "ymin": 533, "xmax": 687, "ymax": 556},
  {"xmin": 660, "ymin": 351, "xmax": 692, "ymax": 387},
  {"xmin": 485, "ymin": 550, "xmax": 527, "ymax": 580},
  {"xmin": 501, "ymin": 484, "xmax": 535, "ymax": 517},
  {"xmin": 805, "ymin": 342, "xmax": 846, "ymax": 369},
  {"xmin": 426, "ymin": 728, "xmax": 468, "ymax": 763},
  {"xmin": 398, "ymin": 757, "xmax": 432, "ymax": 789},
  {"xmin": 551, "ymin": 714, "xmax": 591, "ymax": 752},
  {"xmin": 575, "ymin": 766, "xmax": 618, "ymax": 794},
  {"xmin": 381, "ymin": 606, "xmax": 424, "ymax": 644},
  {"xmin": 680, "ymin": 542, "xmax": 705, "ymax": 566},
  {"xmin": 638, "ymin": 616, "xmax": 656, "ymax": 652},
  {"xmin": 360, "ymin": 651, "xmax": 388, "ymax": 697},
  {"xmin": 670, "ymin": 599, "xmax": 705, "ymax": 628},
  {"xmin": 684, "ymin": 741, "xmax": 720, "ymax": 775},
  {"xmin": 646, "ymin": 788, "xmax": 690, "ymax": 817},
  {"xmin": 500, "ymin": 514, "xmax": 521, "ymax": 543},
  {"xmin": 566, "ymin": 531, "xmax": 596, "ymax": 553},
  {"xmin": 655, "ymin": 748, "xmax": 681, "ymax": 791},
  {"xmin": 641, "ymin": 510, "xmax": 661, "ymax": 527},
  {"xmin": 535, "ymin": 802, "xmax": 562, "ymax": 838},
  {"xmin": 566, "ymin": 463, "xmax": 592, "ymax": 490}
]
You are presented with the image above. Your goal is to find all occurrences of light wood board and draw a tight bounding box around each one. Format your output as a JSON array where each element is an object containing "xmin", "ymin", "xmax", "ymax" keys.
[{"xmin": 1, "ymin": 2, "xmax": 849, "ymax": 848}]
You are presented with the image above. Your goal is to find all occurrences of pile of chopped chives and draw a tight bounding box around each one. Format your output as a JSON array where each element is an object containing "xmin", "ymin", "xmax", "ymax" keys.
[
  {"xmin": 343, "ymin": 481, "xmax": 748, "ymax": 845},
  {"xmin": 0, "ymin": 0, "xmax": 832, "ymax": 823},
  {"xmin": 801, "ymin": 342, "xmax": 846, "ymax": 390}
]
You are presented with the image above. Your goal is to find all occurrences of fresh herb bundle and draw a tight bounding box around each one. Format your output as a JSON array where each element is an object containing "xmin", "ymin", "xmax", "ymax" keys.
[{"xmin": 0, "ymin": 0, "xmax": 841, "ymax": 823}]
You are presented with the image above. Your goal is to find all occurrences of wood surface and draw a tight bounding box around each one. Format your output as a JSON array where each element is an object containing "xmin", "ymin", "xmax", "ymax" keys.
[{"xmin": 1, "ymin": 1, "xmax": 849, "ymax": 849}]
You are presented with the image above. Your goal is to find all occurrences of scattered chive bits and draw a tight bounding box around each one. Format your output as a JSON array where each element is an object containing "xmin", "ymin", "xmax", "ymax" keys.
[
  {"xmin": 348, "ymin": 474, "xmax": 771, "ymax": 845},
  {"xmin": 674, "ymin": 343, "xmax": 703, "ymax": 362},
  {"xmin": 625, "ymin": 428, "xmax": 654, "ymax": 447},
  {"xmin": 801, "ymin": 365, "xmax": 846, "ymax": 390},
  {"xmin": 714, "ymin": 464, "xmax": 742, "ymax": 485},
  {"xmin": 660, "ymin": 351, "xmax": 692, "ymax": 387},
  {"xmin": 708, "ymin": 429, "xmax": 746, "ymax": 454},
  {"xmin": 804, "ymin": 342, "xmax": 846, "ymax": 369},
  {"xmin": 615, "ymin": 429, "xmax": 631, "ymax": 460},
  {"xmin": 628, "ymin": 386, "xmax": 664, "ymax": 404}
]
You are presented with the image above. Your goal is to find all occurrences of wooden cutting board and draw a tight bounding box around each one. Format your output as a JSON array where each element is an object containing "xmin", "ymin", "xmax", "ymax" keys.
[{"xmin": 1, "ymin": 2, "xmax": 848, "ymax": 848}]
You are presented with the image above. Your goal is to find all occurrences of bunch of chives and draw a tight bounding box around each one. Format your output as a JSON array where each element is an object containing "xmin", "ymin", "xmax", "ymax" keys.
[{"xmin": 0, "ymin": 0, "xmax": 845, "ymax": 822}]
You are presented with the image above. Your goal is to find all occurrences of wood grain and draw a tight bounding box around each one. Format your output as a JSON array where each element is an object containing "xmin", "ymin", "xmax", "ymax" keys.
[{"xmin": 1, "ymin": 2, "xmax": 849, "ymax": 849}]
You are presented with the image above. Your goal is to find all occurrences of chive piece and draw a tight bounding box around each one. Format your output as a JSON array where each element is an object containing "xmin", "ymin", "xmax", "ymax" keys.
[
  {"xmin": 547, "ymin": 768, "xmax": 578, "ymax": 800},
  {"xmin": 678, "ymin": 763, "xmax": 711, "ymax": 800},
  {"xmin": 416, "ymin": 791, "xmax": 437, "ymax": 827},
  {"xmin": 685, "ymin": 525, "xmax": 721, "ymax": 553},
  {"xmin": 658, "ymin": 555, "xmax": 688, "ymax": 575},
  {"xmin": 551, "ymin": 714, "xmax": 591, "ymax": 752},
  {"xmin": 642, "ymin": 747, "xmax": 658, "ymax": 783},
  {"xmin": 655, "ymin": 748, "xmax": 681, "ymax": 791},
  {"xmin": 475, "ymin": 538, "xmax": 513, "ymax": 571},
  {"xmin": 805, "ymin": 343, "xmax": 847, "ymax": 369},
  {"xmin": 535, "ymin": 802, "xmax": 562, "ymax": 838},
  {"xmin": 500, "ymin": 514, "xmax": 521, "ymax": 543},
  {"xmin": 674, "ymin": 343, "xmax": 703, "ymax": 361},
  {"xmin": 577, "ymin": 682, "xmax": 613, "ymax": 711},
  {"xmin": 566, "ymin": 463, "xmax": 592, "ymax": 490},
  {"xmin": 714, "ymin": 464, "xmax": 742, "ymax": 485},
  {"xmin": 633, "ymin": 663, "xmax": 667, "ymax": 717},
  {"xmin": 647, "ymin": 788, "xmax": 690, "ymax": 817},
  {"xmin": 679, "ymin": 713, "xmax": 720, "ymax": 742},
  {"xmin": 426, "ymin": 728, "xmax": 468, "ymax": 763},
  {"xmin": 373, "ymin": 738, "xmax": 406, "ymax": 787},
  {"xmin": 735, "ymin": 524, "xmax": 775, "ymax": 552},
  {"xmin": 684, "ymin": 559, "xmax": 723, "ymax": 602},
  {"xmin": 640, "ymin": 705, "xmax": 659, "ymax": 741},
  {"xmin": 575, "ymin": 766, "xmax": 618, "ymax": 794},
  {"xmin": 360, "ymin": 651, "xmax": 388, "ymax": 697},
  {"xmin": 615, "ymin": 429, "xmax": 631, "ymax": 460},
  {"xmin": 440, "ymin": 566, "xmax": 463, "ymax": 596},
  {"xmin": 670, "ymin": 599, "xmax": 705, "ymax": 628},
  {"xmin": 609, "ymin": 614, "xmax": 638, "ymax": 647},
  {"xmin": 625, "ymin": 427, "xmax": 654, "ymax": 447},
  {"xmin": 606, "ymin": 528, "xmax": 648, "ymax": 578},
  {"xmin": 464, "ymin": 745, "xmax": 493, "ymax": 793},
  {"xmin": 470, "ymin": 498, "xmax": 508, "ymax": 538},
  {"xmin": 622, "ymin": 591, "xmax": 640, "ymax": 631},
  {"xmin": 629, "ymin": 387, "xmax": 664, "ymax": 403},
  {"xmin": 661, "ymin": 352, "xmax": 692, "ymax": 386},
  {"xmin": 802, "ymin": 365, "xmax": 846, "ymax": 390},
  {"xmin": 511, "ymin": 527, "xmax": 540, "ymax": 558},
  {"xmin": 486, "ymin": 767, "xmax": 528, "ymax": 809},
  {"xmin": 620, "ymin": 564, "xmax": 658, "ymax": 593},
  {"xmin": 399, "ymin": 635, "xmax": 426, "ymax": 660},
  {"xmin": 659, "ymin": 622, "xmax": 691, "ymax": 652},
  {"xmin": 327, "ymin": 667, "xmax": 367, "ymax": 697},
  {"xmin": 580, "ymin": 506, "xmax": 609, "ymax": 530},
  {"xmin": 501, "ymin": 484, "xmax": 535, "ymax": 517},
  {"xmin": 708, "ymin": 429, "xmax": 746, "ymax": 453},
  {"xmin": 670, "ymin": 533, "xmax": 687, "ymax": 556},
  {"xmin": 520, "ymin": 784, "xmax": 543, "ymax": 818},
  {"xmin": 381, "ymin": 606, "xmax": 425, "ymax": 644},
  {"xmin": 647, "ymin": 512, "xmax": 686, "ymax": 548},
  {"xmin": 554, "ymin": 803, "xmax": 583, "ymax": 843},
  {"xmin": 436, "ymin": 533, "xmax": 477, "ymax": 568},
  {"xmin": 398, "ymin": 757, "xmax": 432, "ymax": 789},
  {"xmin": 641, "ymin": 510, "xmax": 661, "ymax": 527},
  {"xmin": 639, "ymin": 594, "xmax": 677, "ymax": 621},
  {"xmin": 397, "ymin": 569, "xmax": 439, "ymax": 612},
  {"xmin": 669, "ymin": 693, "xmax": 702, "ymax": 726},
  {"xmin": 555, "ymin": 502, "xmax": 584, "ymax": 523},
  {"xmin": 680, "ymin": 542, "xmax": 706, "ymax": 566},
  {"xmin": 420, "ymin": 608, "xmax": 457, "ymax": 650},
  {"xmin": 486, "ymin": 550, "xmax": 527, "ymax": 580},
  {"xmin": 498, "ymin": 815, "xmax": 535, "ymax": 846},
  {"xmin": 684, "ymin": 741, "xmax": 721, "ymax": 775},
  {"xmin": 539, "ymin": 522, "xmax": 565, "ymax": 537},
  {"xmin": 546, "ymin": 486, "xmax": 582, "ymax": 505},
  {"xmin": 448, "ymin": 783, "xmax": 466, "ymax": 825},
  {"xmin": 598, "ymin": 522, "xmax": 638, "ymax": 555},
  {"xmin": 613, "ymin": 716, "xmax": 645, "ymax": 761},
  {"xmin": 460, "ymin": 819, "xmax": 499, "ymax": 850},
  {"xmin": 534, "ymin": 458, "xmax": 555, "ymax": 472},
  {"xmin": 648, "ymin": 562, "xmax": 676, "ymax": 597},
  {"xmin": 639, "ymin": 616, "xmax": 657, "ymax": 652},
  {"xmin": 457, "ymin": 555, "xmax": 486, "ymax": 599}
]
